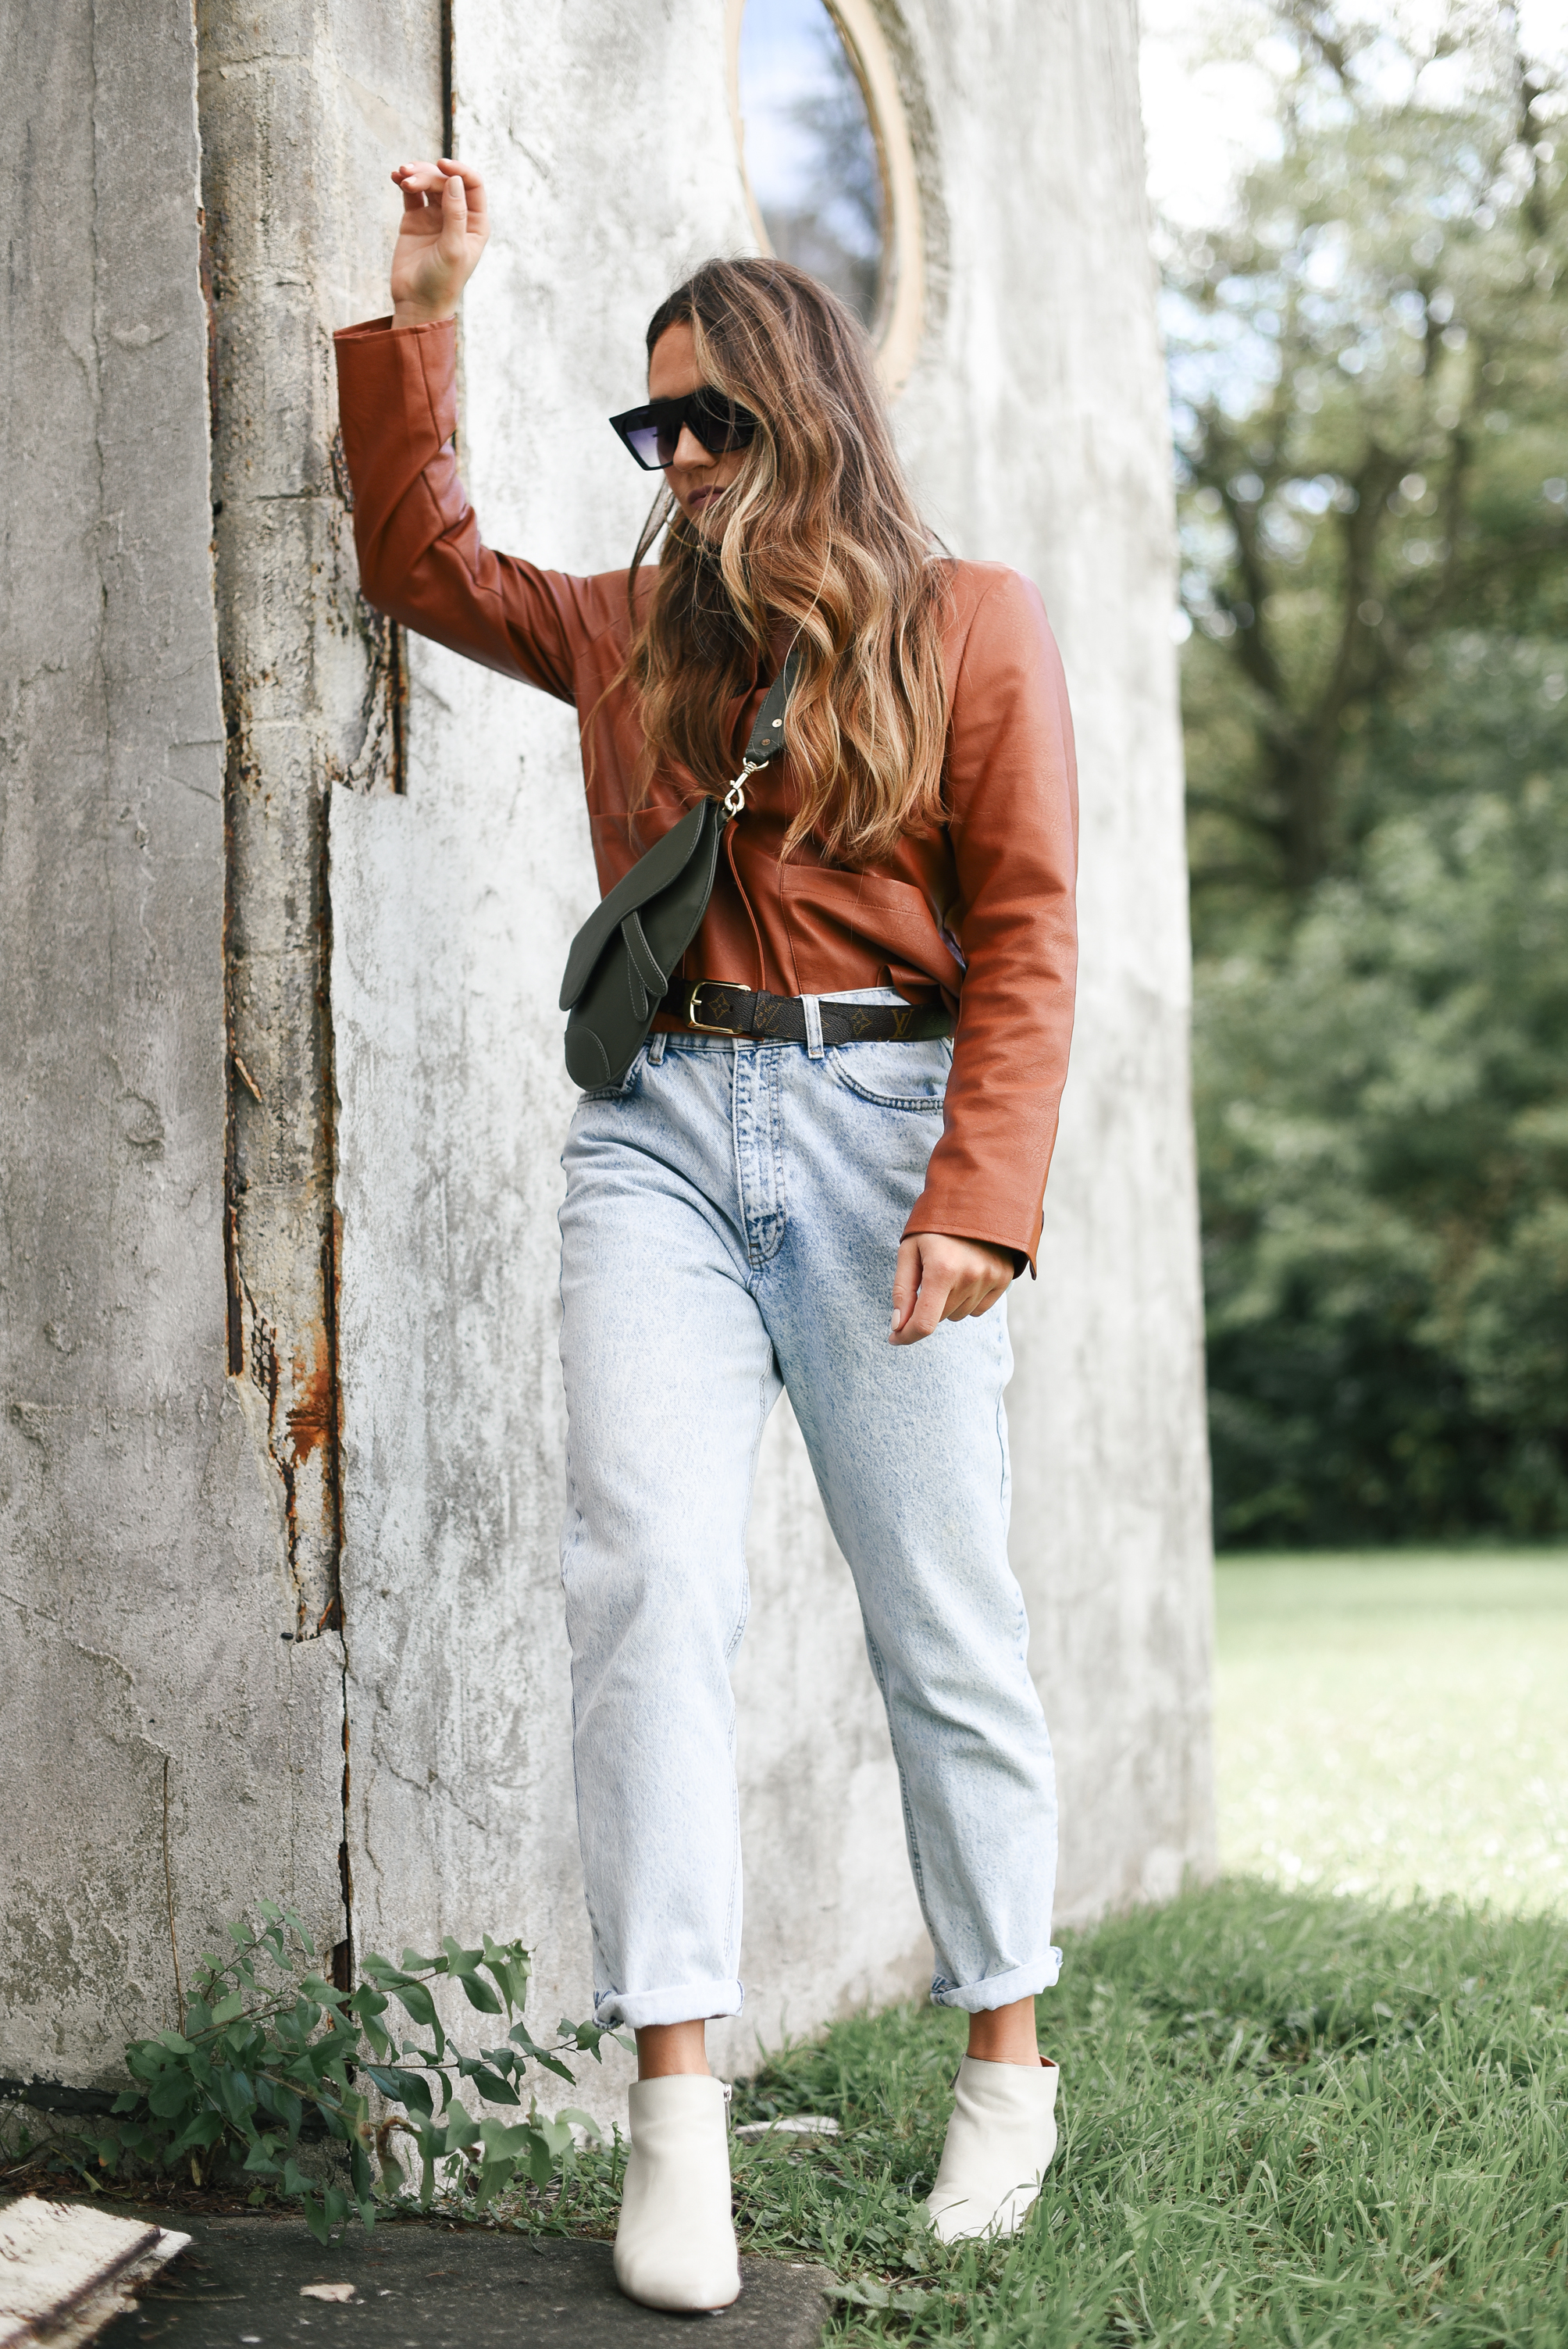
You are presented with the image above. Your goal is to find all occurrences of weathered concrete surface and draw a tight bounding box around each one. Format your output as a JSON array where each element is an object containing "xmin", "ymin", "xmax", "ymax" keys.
[
  {"xmin": 330, "ymin": 0, "xmax": 799, "ymax": 2112},
  {"xmin": 198, "ymin": 0, "xmax": 442, "ymax": 1645},
  {"xmin": 0, "ymin": 3, "xmax": 342, "ymax": 2080},
  {"xmin": 893, "ymin": 0, "xmax": 1216, "ymax": 1921},
  {"xmin": 1, "ymin": 0, "xmax": 1209, "ymax": 2111},
  {"xmin": 332, "ymin": 0, "xmax": 1211, "ymax": 2119}
]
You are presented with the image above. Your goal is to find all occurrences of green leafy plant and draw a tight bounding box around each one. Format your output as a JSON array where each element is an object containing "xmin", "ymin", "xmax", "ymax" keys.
[{"xmin": 96, "ymin": 1902, "xmax": 622, "ymax": 2242}]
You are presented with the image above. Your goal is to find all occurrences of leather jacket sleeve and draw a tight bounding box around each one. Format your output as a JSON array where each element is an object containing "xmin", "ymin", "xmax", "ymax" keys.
[
  {"xmin": 901, "ymin": 569, "xmax": 1078, "ymax": 1276},
  {"xmin": 333, "ymin": 315, "xmax": 608, "ymax": 699}
]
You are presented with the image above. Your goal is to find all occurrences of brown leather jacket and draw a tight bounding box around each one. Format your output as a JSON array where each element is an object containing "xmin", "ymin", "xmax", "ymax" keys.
[{"xmin": 333, "ymin": 318, "xmax": 1078, "ymax": 1271}]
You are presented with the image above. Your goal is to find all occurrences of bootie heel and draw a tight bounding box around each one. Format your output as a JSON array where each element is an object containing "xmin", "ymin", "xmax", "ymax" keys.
[
  {"xmin": 925, "ymin": 2055, "xmax": 1060, "ymax": 2243},
  {"xmin": 612, "ymin": 2074, "xmax": 743, "ymax": 2312}
]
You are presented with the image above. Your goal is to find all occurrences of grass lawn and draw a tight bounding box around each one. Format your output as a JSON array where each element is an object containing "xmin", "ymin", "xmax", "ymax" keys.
[
  {"xmin": 522, "ymin": 1554, "xmax": 1568, "ymax": 2340},
  {"xmin": 1215, "ymin": 1552, "xmax": 1568, "ymax": 1913},
  {"xmin": 529, "ymin": 1880, "xmax": 1568, "ymax": 2344}
]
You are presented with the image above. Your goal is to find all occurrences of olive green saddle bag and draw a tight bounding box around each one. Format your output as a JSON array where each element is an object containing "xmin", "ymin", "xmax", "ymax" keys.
[{"xmin": 559, "ymin": 650, "xmax": 799, "ymax": 1090}]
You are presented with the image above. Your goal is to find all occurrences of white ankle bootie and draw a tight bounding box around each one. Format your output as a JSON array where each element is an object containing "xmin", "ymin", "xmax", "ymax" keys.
[
  {"xmin": 613, "ymin": 2074, "xmax": 742, "ymax": 2312},
  {"xmin": 925, "ymin": 2055, "xmax": 1060, "ymax": 2243}
]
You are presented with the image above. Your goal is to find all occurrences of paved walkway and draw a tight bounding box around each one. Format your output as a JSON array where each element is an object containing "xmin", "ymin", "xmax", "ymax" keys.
[{"xmin": 100, "ymin": 2212, "xmax": 829, "ymax": 2349}]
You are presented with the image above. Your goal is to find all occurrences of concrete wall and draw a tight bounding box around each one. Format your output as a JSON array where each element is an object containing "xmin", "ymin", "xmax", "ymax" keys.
[
  {"xmin": 329, "ymin": 0, "xmax": 827, "ymax": 2108},
  {"xmin": 0, "ymin": 2, "xmax": 343, "ymax": 2083},
  {"xmin": 199, "ymin": 0, "xmax": 443, "ymax": 1647},
  {"xmin": 893, "ymin": 0, "xmax": 1216, "ymax": 1921},
  {"xmin": 2, "ymin": 0, "xmax": 1210, "ymax": 2116},
  {"xmin": 331, "ymin": 0, "xmax": 1213, "ymax": 2116}
]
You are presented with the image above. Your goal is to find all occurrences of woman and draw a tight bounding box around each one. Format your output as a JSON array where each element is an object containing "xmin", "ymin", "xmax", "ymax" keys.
[{"xmin": 335, "ymin": 156, "xmax": 1078, "ymax": 2312}]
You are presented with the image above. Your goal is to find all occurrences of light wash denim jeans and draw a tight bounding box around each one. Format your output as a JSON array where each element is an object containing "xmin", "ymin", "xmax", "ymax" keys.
[{"xmin": 557, "ymin": 1011, "xmax": 1061, "ymax": 2030}]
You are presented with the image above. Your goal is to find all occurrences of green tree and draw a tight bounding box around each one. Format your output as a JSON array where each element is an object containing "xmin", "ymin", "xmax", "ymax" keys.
[
  {"xmin": 1198, "ymin": 658, "xmax": 1568, "ymax": 1544},
  {"xmin": 1169, "ymin": 1, "xmax": 1568, "ymax": 914},
  {"xmin": 1169, "ymin": 3, "xmax": 1568, "ymax": 1541}
]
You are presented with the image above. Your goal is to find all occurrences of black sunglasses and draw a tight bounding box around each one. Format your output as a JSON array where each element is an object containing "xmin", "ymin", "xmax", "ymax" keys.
[{"xmin": 608, "ymin": 387, "xmax": 759, "ymax": 471}]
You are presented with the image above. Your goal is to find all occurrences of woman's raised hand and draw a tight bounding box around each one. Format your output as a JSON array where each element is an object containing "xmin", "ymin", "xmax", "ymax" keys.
[{"xmin": 390, "ymin": 159, "xmax": 489, "ymax": 328}]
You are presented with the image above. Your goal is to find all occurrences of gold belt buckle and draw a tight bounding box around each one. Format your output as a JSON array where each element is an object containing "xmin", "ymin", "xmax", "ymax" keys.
[{"xmin": 685, "ymin": 980, "xmax": 750, "ymax": 1036}]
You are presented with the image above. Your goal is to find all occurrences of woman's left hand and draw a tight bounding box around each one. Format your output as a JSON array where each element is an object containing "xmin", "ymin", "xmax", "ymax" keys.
[{"xmin": 889, "ymin": 1234, "xmax": 1016, "ymax": 1346}]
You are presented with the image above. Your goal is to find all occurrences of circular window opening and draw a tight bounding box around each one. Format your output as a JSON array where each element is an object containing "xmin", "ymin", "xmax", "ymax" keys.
[{"xmin": 729, "ymin": 0, "xmax": 925, "ymax": 393}]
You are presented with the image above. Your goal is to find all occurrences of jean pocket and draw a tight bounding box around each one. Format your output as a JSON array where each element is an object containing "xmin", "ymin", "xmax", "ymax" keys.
[{"xmin": 825, "ymin": 1037, "xmax": 950, "ymax": 1110}]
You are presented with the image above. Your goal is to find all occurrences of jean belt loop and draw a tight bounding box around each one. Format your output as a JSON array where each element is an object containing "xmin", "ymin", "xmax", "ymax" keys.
[
  {"xmin": 802, "ymin": 995, "xmax": 825, "ymax": 1059},
  {"xmin": 647, "ymin": 1029, "xmax": 668, "ymax": 1066}
]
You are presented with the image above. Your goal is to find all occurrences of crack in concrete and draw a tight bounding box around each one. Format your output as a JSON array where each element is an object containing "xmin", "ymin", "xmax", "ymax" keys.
[
  {"xmin": 195, "ymin": 0, "xmax": 405, "ymax": 1995},
  {"xmin": 379, "ymin": 1752, "xmax": 490, "ymax": 1838}
]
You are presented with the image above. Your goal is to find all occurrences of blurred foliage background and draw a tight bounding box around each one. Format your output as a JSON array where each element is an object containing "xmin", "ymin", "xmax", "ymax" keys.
[{"xmin": 1166, "ymin": 0, "xmax": 1568, "ymax": 1545}]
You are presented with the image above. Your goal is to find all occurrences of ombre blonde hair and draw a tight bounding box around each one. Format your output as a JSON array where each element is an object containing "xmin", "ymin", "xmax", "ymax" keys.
[{"xmin": 625, "ymin": 258, "xmax": 950, "ymax": 865}]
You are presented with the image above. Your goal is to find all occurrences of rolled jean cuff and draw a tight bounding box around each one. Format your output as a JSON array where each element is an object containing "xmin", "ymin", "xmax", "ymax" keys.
[
  {"xmin": 930, "ymin": 1950, "xmax": 1063, "ymax": 2013},
  {"xmin": 593, "ymin": 1976, "xmax": 745, "ymax": 2030}
]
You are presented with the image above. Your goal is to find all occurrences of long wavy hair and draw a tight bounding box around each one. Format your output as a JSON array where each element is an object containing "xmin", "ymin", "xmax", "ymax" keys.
[{"xmin": 625, "ymin": 258, "xmax": 950, "ymax": 865}]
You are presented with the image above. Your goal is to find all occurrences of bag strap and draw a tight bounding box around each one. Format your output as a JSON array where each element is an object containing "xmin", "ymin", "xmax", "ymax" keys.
[
  {"xmin": 558, "ymin": 650, "xmax": 802, "ymax": 1017},
  {"xmin": 722, "ymin": 643, "xmax": 801, "ymax": 817}
]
